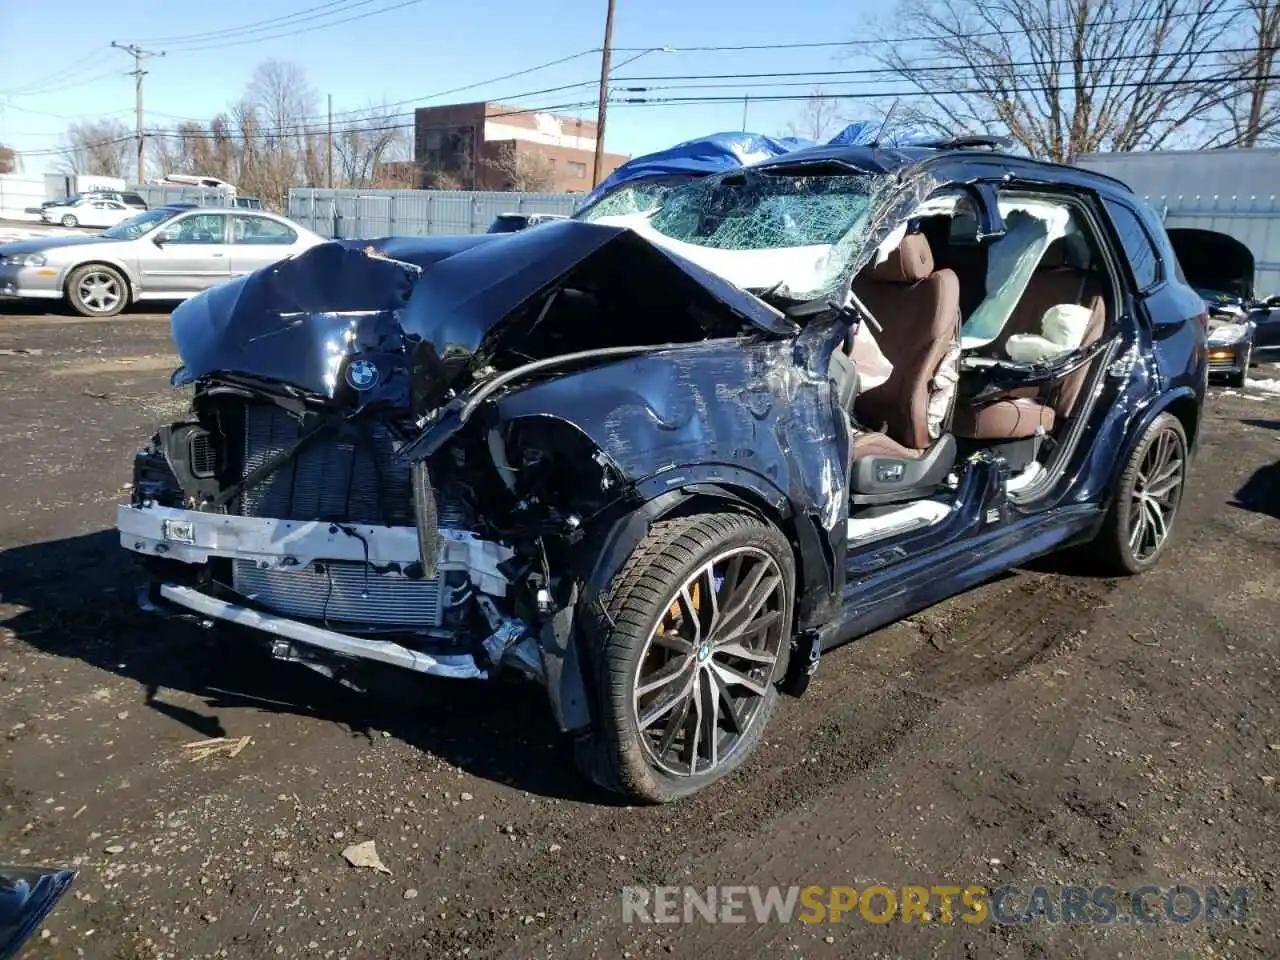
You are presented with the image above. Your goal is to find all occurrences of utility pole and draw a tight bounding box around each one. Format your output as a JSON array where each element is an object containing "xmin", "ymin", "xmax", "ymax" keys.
[
  {"xmin": 327, "ymin": 94, "xmax": 334, "ymax": 189},
  {"xmin": 742, "ymin": 95, "xmax": 749, "ymax": 130},
  {"xmin": 111, "ymin": 41, "xmax": 165, "ymax": 182},
  {"xmin": 591, "ymin": 0, "xmax": 616, "ymax": 189}
]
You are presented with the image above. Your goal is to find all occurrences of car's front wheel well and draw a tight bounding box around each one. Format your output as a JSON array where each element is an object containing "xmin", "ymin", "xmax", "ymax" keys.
[
  {"xmin": 1164, "ymin": 394, "xmax": 1201, "ymax": 451},
  {"xmin": 653, "ymin": 488, "xmax": 808, "ymax": 615}
]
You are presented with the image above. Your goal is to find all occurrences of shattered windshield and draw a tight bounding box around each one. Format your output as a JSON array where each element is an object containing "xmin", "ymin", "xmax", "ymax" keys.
[
  {"xmin": 647, "ymin": 170, "xmax": 883, "ymax": 251},
  {"xmin": 585, "ymin": 165, "xmax": 904, "ymax": 302},
  {"xmin": 577, "ymin": 179, "xmax": 689, "ymax": 220}
]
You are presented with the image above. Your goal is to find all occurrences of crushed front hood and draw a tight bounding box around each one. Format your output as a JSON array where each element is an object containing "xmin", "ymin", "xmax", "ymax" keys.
[{"xmin": 170, "ymin": 220, "xmax": 794, "ymax": 407}]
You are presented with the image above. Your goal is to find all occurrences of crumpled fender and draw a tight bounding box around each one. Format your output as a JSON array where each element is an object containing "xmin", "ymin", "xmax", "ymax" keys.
[{"xmin": 492, "ymin": 322, "xmax": 852, "ymax": 627}]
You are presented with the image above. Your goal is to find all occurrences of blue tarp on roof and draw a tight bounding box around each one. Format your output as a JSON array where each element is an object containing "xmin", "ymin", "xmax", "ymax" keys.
[{"xmin": 581, "ymin": 121, "xmax": 934, "ymax": 208}]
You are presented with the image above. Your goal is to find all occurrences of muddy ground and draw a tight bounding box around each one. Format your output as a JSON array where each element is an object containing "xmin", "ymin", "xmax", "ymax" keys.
[{"xmin": 1, "ymin": 306, "xmax": 1279, "ymax": 960}]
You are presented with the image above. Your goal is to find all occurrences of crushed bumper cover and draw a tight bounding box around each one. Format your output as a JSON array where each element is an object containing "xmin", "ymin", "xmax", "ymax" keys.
[{"xmin": 117, "ymin": 503, "xmax": 514, "ymax": 680}]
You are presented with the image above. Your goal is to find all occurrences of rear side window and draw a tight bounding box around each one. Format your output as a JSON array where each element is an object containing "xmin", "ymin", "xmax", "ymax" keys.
[
  {"xmin": 1104, "ymin": 199, "xmax": 1160, "ymax": 291},
  {"xmin": 232, "ymin": 215, "xmax": 296, "ymax": 244}
]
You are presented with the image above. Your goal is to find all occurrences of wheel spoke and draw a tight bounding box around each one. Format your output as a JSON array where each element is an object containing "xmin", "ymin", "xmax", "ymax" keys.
[
  {"xmin": 677, "ymin": 585, "xmax": 702, "ymax": 646},
  {"xmin": 723, "ymin": 609, "xmax": 782, "ymax": 643},
  {"xmin": 686, "ymin": 671, "xmax": 705, "ymax": 774},
  {"xmin": 698, "ymin": 672, "xmax": 720, "ymax": 772},
  {"xmin": 651, "ymin": 633, "xmax": 694, "ymax": 655},
  {"xmin": 709, "ymin": 669, "xmax": 748, "ymax": 735},
  {"xmin": 654, "ymin": 692, "xmax": 693, "ymax": 760},
  {"xmin": 716, "ymin": 560, "xmax": 769, "ymax": 630},
  {"xmin": 696, "ymin": 561, "xmax": 720, "ymax": 640},
  {"xmin": 635, "ymin": 653, "xmax": 694, "ymax": 699},
  {"xmin": 1146, "ymin": 468, "xmax": 1183, "ymax": 502},
  {"xmin": 1150, "ymin": 456, "xmax": 1182, "ymax": 488},
  {"xmin": 716, "ymin": 573, "xmax": 781, "ymax": 639},
  {"xmin": 638, "ymin": 670, "xmax": 697, "ymax": 730},
  {"xmin": 710, "ymin": 659, "xmax": 770, "ymax": 697},
  {"xmin": 1129, "ymin": 498, "xmax": 1147, "ymax": 553},
  {"xmin": 1145, "ymin": 499, "xmax": 1169, "ymax": 548},
  {"xmin": 713, "ymin": 640, "xmax": 778, "ymax": 667}
]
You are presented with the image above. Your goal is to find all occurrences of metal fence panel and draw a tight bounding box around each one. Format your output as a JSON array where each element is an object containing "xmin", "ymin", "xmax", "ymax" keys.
[
  {"xmin": 1148, "ymin": 194, "xmax": 1280, "ymax": 297},
  {"xmin": 286, "ymin": 188, "xmax": 581, "ymax": 239},
  {"xmin": 126, "ymin": 184, "xmax": 236, "ymax": 209}
]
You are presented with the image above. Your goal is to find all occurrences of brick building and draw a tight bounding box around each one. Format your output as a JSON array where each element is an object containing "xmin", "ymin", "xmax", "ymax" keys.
[{"xmin": 413, "ymin": 102, "xmax": 629, "ymax": 192}]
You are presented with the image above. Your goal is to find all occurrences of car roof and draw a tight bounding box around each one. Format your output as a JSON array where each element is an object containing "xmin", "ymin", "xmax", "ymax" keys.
[{"xmin": 749, "ymin": 143, "xmax": 1135, "ymax": 195}]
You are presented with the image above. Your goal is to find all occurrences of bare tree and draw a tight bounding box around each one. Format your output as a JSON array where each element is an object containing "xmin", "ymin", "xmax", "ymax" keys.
[
  {"xmin": 483, "ymin": 143, "xmax": 557, "ymax": 191},
  {"xmin": 56, "ymin": 119, "xmax": 133, "ymax": 177},
  {"xmin": 333, "ymin": 104, "xmax": 411, "ymax": 188},
  {"xmin": 786, "ymin": 89, "xmax": 841, "ymax": 141},
  {"xmin": 0, "ymin": 144, "xmax": 14, "ymax": 174},
  {"xmin": 868, "ymin": 0, "xmax": 1244, "ymax": 160},
  {"xmin": 1212, "ymin": 0, "xmax": 1280, "ymax": 146}
]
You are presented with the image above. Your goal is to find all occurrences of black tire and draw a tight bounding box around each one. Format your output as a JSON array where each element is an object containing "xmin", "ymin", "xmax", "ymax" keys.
[
  {"xmin": 1088, "ymin": 412, "xmax": 1188, "ymax": 575},
  {"xmin": 60, "ymin": 214, "xmax": 78, "ymax": 228},
  {"xmin": 65, "ymin": 263, "xmax": 128, "ymax": 318},
  {"xmin": 574, "ymin": 512, "xmax": 795, "ymax": 803}
]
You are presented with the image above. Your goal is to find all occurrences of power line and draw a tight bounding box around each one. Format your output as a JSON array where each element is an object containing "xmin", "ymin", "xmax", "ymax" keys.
[
  {"xmin": 121, "ymin": 42, "xmax": 1280, "ymax": 144},
  {"xmin": 1, "ymin": 49, "xmax": 106, "ymax": 96},
  {"xmin": 609, "ymin": 3, "xmax": 1258, "ymax": 53},
  {"xmin": 612, "ymin": 70, "xmax": 1280, "ymax": 108},
  {"xmin": 160, "ymin": 0, "xmax": 433, "ymax": 53},
  {"xmin": 133, "ymin": 0, "xmax": 355, "ymax": 45},
  {"xmin": 611, "ymin": 44, "xmax": 1275, "ymax": 87},
  {"xmin": 26, "ymin": 61, "xmax": 1276, "ymax": 159}
]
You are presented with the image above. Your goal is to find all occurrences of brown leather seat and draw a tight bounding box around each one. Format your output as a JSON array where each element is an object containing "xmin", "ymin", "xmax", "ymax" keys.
[
  {"xmin": 849, "ymin": 233, "xmax": 961, "ymax": 460},
  {"xmin": 955, "ymin": 237, "xmax": 1107, "ymax": 441}
]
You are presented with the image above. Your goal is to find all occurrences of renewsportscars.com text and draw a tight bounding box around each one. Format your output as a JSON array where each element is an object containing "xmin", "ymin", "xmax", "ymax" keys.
[{"xmin": 621, "ymin": 884, "xmax": 1250, "ymax": 925}]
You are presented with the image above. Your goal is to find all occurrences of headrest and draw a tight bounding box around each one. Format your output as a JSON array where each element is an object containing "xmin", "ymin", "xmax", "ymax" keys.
[{"xmin": 864, "ymin": 233, "xmax": 935, "ymax": 283}]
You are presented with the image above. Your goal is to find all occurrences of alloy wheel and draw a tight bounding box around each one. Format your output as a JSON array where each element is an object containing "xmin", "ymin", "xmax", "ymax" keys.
[
  {"xmin": 632, "ymin": 547, "xmax": 787, "ymax": 778},
  {"xmin": 1128, "ymin": 426, "xmax": 1185, "ymax": 561},
  {"xmin": 77, "ymin": 271, "xmax": 123, "ymax": 314}
]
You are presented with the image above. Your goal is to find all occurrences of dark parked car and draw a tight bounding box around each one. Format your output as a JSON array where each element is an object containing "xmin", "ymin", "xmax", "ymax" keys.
[
  {"xmin": 1168, "ymin": 227, "xmax": 1259, "ymax": 385},
  {"xmin": 39, "ymin": 191, "xmax": 147, "ymax": 212},
  {"xmin": 116, "ymin": 140, "xmax": 1207, "ymax": 802},
  {"xmin": 1250, "ymin": 294, "xmax": 1280, "ymax": 351}
]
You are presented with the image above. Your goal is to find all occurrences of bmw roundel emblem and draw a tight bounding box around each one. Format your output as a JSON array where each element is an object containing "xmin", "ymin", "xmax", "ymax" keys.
[{"xmin": 346, "ymin": 358, "xmax": 380, "ymax": 391}]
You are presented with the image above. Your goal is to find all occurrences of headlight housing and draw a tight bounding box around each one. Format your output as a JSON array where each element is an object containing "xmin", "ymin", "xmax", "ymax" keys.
[
  {"xmin": 0, "ymin": 253, "xmax": 48, "ymax": 268},
  {"xmin": 1208, "ymin": 322, "xmax": 1250, "ymax": 345}
]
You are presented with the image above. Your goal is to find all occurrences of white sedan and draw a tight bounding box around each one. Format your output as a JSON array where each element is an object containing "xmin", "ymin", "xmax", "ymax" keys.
[{"xmin": 41, "ymin": 198, "xmax": 137, "ymax": 229}]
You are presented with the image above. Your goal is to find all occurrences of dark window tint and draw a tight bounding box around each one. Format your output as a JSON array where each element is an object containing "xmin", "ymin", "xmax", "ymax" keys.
[
  {"xmin": 1104, "ymin": 199, "xmax": 1160, "ymax": 291},
  {"xmin": 122, "ymin": 193, "xmax": 146, "ymax": 206}
]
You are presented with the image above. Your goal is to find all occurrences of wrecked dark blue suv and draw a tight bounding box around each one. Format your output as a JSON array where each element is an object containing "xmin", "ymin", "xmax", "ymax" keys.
[{"xmin": 118, "ymin": 139, "xmax": 1208, "ymax": 802}]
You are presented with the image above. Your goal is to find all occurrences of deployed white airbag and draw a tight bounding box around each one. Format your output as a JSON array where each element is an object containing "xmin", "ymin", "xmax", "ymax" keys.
[{"xmin": 1004, "ymin": 303, "xmax": 1093, "ymax": 363}]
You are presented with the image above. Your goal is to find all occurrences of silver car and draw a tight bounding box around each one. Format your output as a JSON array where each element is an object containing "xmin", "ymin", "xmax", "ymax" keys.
[{"xmin": 0, "ymin": 207, "xmax": 324, "ymax": 317}]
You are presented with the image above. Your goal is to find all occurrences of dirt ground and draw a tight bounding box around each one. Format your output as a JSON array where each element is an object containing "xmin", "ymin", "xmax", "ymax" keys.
[{"xmin": 1, "ymin": 305, "xmax": 1279, "ymax": 960}]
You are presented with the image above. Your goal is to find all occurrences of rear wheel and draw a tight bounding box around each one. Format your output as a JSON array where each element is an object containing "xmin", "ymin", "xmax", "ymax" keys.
[
  {"xmin": 66, "ymin": 264, "xmax": 127, "ymax": 318},
  {"xmin": 1089, "ymin": 412, "xmax": 1188, "ymax": 574},
  {"xmin": 575, "ymin": 512, "xmax": 794, "ymax": 803}
]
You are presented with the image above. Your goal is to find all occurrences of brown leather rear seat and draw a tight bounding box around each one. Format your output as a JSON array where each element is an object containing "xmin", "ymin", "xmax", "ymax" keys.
[{"xmin": 954, "ymin": 237, "xmax": 1107, "ymax": 440}]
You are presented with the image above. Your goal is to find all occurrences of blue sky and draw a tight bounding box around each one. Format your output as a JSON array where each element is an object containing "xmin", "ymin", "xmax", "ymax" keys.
[{"xmin": 0, "ymin": 0, "xmax": 895, "ymax": 175}]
